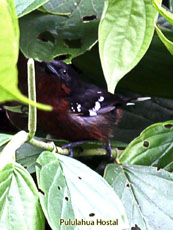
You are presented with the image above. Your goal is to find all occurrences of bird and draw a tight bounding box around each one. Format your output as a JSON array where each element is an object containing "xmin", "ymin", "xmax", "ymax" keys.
[{"xmin": 36, "ymin": 60, "xmax": 150, "ymax": 158}]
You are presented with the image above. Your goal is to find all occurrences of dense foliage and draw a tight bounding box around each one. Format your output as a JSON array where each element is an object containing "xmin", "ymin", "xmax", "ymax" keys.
[{"xmin": 0, "ymin": 0, "xmax": 173, "ymax": 229}]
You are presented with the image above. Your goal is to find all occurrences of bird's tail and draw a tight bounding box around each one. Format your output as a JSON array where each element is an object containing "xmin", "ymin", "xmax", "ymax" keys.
[{"xmin": 125, "ymin": 97, "xmax": 151, "ymax": 106}]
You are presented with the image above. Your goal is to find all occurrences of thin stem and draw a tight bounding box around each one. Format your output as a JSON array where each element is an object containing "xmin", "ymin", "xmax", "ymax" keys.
[
  {"xmin": 27, "ymin": 58, "xmax": 37, "ymax": 139},
  {"xmin": 29, "ymin": 138, "xmax": 69, "ymax": 155}
]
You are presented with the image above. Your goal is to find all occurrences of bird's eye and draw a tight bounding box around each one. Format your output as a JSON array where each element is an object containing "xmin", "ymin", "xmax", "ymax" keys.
[{"xmin": 62, "ymin": 69, "xmax": 67, "ymax": 75}]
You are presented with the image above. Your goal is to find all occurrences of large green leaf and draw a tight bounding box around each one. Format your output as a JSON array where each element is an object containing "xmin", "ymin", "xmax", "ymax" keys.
[
  {"xmin": 119, "ymin": 121, "xmax": 173, "ymax": 171},
  {"xmin": 0, "ymin": 0, "xmax": 51, "ymax": 110},
  {"xmin": 15, "ymin": 0, "xmax": 48, "ymax": 18},
  {"xmin": 0, "ymin": 162, "xmax": 44, "ymax": 230},
  {"xmin": 19, "ymin": 0, "xmax": 104, "ymax": 62},
  {"xmin": 104, "ymin": 164, "xmax": 173, "ymax": 230},
  {"xmin": 0, "ymin": 0, "xmax": 21, "ymax": 102},
  {"xmin": 36, "ymin": 151, "xmax": 129, "ymax": 230},
  {"xmin": 99, "ymin": 0, "xmax": 158, "ymax": 93}
]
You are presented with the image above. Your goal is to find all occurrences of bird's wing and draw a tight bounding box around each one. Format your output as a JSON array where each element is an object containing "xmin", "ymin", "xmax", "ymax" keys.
[{"xmin": 68, "ymin": 83, "xmax": 127, "ymax": 117}]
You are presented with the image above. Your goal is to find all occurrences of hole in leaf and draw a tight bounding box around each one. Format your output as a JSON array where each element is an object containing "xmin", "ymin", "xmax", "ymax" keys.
[
  {"xmin": 165, "ymin": 124, "xmax": 173, "ymax": 129},
  {"xmin": 38, "ymin": 188, "xmax": 45, "ymax": 196},
  {"xmin": 78, "ymin": 176, "xmax": 82, "ymax": 180},
  {"xmin": 64, "ymin": 39, "xmax": 82, "ymax": 49},
  {"xmin": 143, "ymin": 141, "xmax": 149, "ymax": 148},
  {"xmin": 65, "ymin": 196, "xmax": 69, "ymax": 201},
  {"xmin": 35, "ymin": 162, "xmax": 42, "ymax": 169},
  {"xmin": 37, "ymin": 31, "xmax": 55, "ymax": 43},
  {"xmin": 126, "ymin": 182, "xmax": 130, "ymax": 188},
  {"xmin": 58, "ymin": 186, "xmax": 62, "ymax": 190},
  {"xmin": 89, "ymin": 213, "xmax": 95, "ymax": 217},
  {"xmin": 55, "ymin": 54, "xmax": 71, "ymax": 61},
  {"xmin": 82, "ymin": 15, "xmax": 97, "ymax": 22}
]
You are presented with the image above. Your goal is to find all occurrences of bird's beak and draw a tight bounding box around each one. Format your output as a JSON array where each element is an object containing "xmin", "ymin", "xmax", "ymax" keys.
[{"xmin": 42, "ymin": 61, "xmax": 60, "ymax": 78}]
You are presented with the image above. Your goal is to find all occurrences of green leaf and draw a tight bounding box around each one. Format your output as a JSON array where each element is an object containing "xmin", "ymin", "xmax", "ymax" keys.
[
  {"xmin": 104, "ymin": 164, "xmax": 173, "ymax": 230},
  {"xmin": 155, "ymin": 23, "xmax": 173, "ymax": 55},
  {"xmin": 0, "ymin": 163, "xmax": 44, "ymax": 230},
  {"xmin": 119, "ymin": 121, "xmax": 173, "ymax": 171},
  {"xmin": 36, "ymin": 151, "xmax": 129, "ymax": 230},
  {"xmin": 152, "ymin": 0, "xmax": 173, "ymax": 24},
  {"xmin": 0, "ymin": 0, "xmax": 52, "ymax": 111},
  {"xmin": 0, "ymin": 133, "xmax": 12, "ymax": 147},
  {"xmin": 19, "ymin": 0, "xmax": 104, "ymax": 62},
  {"xmin": 0, "ymin": 0, "xmax": 20, "ymax": 102},
  {"xmin": 4, "ymin": 105, "xmax": 27, "ymax": 113},
  {"xmin": 42, "ymin": 0, "xmax": 73, "ymax": 15},
  {"xmin": 15, "ymin": 0, "xmax": 49, "ymax": 18},
  {"xmin": 99, "ymin": 0, "xmax": 157, "ymax": 93}
]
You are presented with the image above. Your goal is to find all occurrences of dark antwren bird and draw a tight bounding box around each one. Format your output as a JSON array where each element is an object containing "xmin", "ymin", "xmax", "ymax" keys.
[{"xmin": 36, "ymin": 60, "xmax": 150, "ymax": 157}]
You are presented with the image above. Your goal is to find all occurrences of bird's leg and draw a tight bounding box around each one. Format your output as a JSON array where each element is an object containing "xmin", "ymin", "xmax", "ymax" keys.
[
  {"xmin": 62, "ymin": 140, "xmax": 91, "ymax": 157},
  {"xmin": 62, "ymin": 140, "xmax": 90, "ymax": 149},
  {"xmin": 105, "ymin": 139, "xmax": 113, "ymax": 160}
]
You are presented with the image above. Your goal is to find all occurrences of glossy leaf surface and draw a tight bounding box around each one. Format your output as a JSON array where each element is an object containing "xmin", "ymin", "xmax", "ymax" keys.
[
  {"xmin": 99, "ymin": 0, "xmax": 157, "ymax": 93},
  {"xmin": 36, "ymin": 151, "xmax": 129, "ymax": 230}
]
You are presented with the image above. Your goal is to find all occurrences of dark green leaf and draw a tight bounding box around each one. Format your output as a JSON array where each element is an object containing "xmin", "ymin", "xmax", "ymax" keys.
[
  {"xmin": 114, "ymin": 96, "xmax": 173, "ymax": 143},
  {"xmin": 36, "ymin": 151, "xmax": 129, "ymax": 230},
  {"xmin": 0, "ymin": 163, "xmax": 44, "ymax": 230},
  {"xmin": 19, "ymin": 0, "xmax": 104, "ymax": 62},
  {"xmin": 104, "ymin": 164, "xmax": 173, "ymax": 230},
  {"xmin": 119, "ymin": 121, "xmax": 173, "ymax": 171}
]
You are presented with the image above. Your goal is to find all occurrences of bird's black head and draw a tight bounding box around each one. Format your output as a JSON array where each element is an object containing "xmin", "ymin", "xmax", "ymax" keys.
[{"xmin": 42, "ymin": 60, "xmax": 77, "ymax": 87}]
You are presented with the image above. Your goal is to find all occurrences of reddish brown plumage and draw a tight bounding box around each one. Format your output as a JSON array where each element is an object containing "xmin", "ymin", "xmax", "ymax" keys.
[{"xmin": 37, "ymin": 72, "xmax": 121, "ymax": 142}]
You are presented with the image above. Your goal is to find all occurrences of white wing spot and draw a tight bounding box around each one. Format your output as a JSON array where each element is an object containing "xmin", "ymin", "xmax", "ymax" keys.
[
  {"xmin": 94, "ymin": 101, "xmax": 101, "ymax": 111},
  {"xmin": 88, "ymin": 101, "xmax": 101, "ymax": 116},
  {"xmin": 97, "ymin": 91, "xmax": 102, "ymax": 94},
  {"xmin": 89, "ymin": 110, "xmax": 97, "ymax": 116},
  {"xmin": 98, "ymin": 96, "xmax": 104, "ymax": 102},
  {"xmin": 71, "ymin": 106, "xmax": 76, "ymax": 112},
  {"xmin": 77, "ymin": 104, "xmax": 81, "ymax": 112}
]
